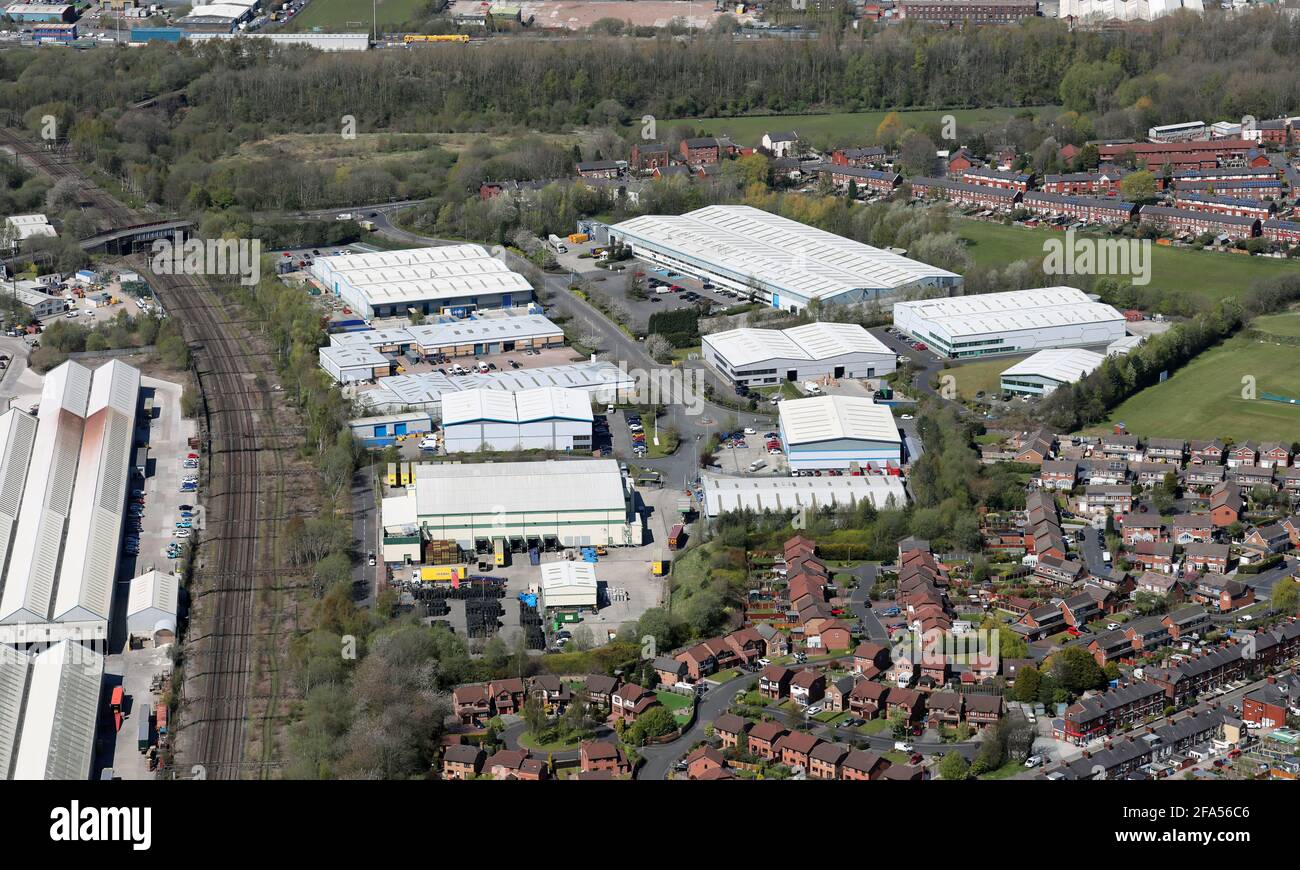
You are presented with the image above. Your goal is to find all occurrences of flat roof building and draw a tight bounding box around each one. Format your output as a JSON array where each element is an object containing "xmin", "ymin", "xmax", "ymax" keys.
[
  {"xmin": 1000, "ymin": 348, "xmax": 1107, "ymax": 397},
  {"xmin": 702, "ymin": 321, "xmax": 896, "ymax": 389},
  {"xmin": 309, "ymin": 245, "xmax": 533, "ymax": 320},
  {"xmin": 701, "ymin": 473, "xmax": 907, "ymax": 517},
  {"xmin": 360, "ymin": 360, "xmax": 634, "ymax": 416},
  {"xmin": 381, "ymin": 459, "xmax": 639, "ymax": 549},
  {"xmin": 608, "ymin": 205, "xmax": 960, "ymax": 313},
  {"xmin": 441, "ymin": 387, "xmax": 593, "ymax": 453},
  {"xmin": 892, "ymin": 287, "xmax": 1125, "ymax": 359},
  {"xmin": 778, "ymin": 395, "xmax": 903, "ymax": 471},
  {"xmin": 318, "ymin": 344, "xmax": 393, "ymax": 384}
]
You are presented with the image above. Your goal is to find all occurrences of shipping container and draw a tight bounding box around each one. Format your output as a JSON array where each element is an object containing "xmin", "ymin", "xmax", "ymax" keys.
[
  {"xmin": 420, "ymin": 564, "xmax": 467, "ymax": 582},
  {"xmin": 668, "ymin": 523, "xmax": 685, "ymax": 551},
  {"xmin": 386, "ymin": 462, "xmax": 398, "ymax": 487},
  {"xmin": 137, "ymin": 715, "xmax": 151, "ymax": 753},
  {"xmin": 568, "ymin": 233, "xmax": 589, "ymax": 244},
  {"xmin": 110, "ymin": 686, "xmax": 123, "ymax": 712},
  {"xmin": 493, "ymin": 537, "xmax": 508, "ymax": 568},
  {"xmin": 156, "ymin": 703, "xmax": 168, "ymax": 736},
  {"xmin": 528, "ymin": 547, "xmax": 540, "ymax": 566}
]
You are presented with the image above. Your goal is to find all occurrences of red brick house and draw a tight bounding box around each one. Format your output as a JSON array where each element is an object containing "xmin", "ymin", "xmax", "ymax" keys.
[
  {"xmin": 747, "ymin": 721, "xmax": 787, "ymax": 760},
  {"xmin": 580, "ymin": 741, "xmax": 631, "ymax": 776},
  {"xmin": 488, "ymin": 678, "xmax": 526, "ymax": 716},
  {"xmin": 759, "ymin": 665, "xmax": 794, "ymax": 700},
  {"xmin": 775, "ymin": 730, "xmax": 822, "ymax": 769},
  {"xmin": 964, "ymin": 694, "xmax": 1003, "ymax": 729},
  {"xmin": 611, "ymin": 683, "xmax": 659, "ymax": 723},
  {"xmin": 712, "ymin": 713, "xmax": 748, "ymax": 750},
  {"xmin": 679, "ymin": 137, "xmax": 721, "ymax": 165},
  {"xmin": 848, "ymin": 680, "xmax": 889, "ymax": 718},
  {"xmin": 808, "ymin": 742, "xmax": 850, "ymax": 780},
  {"xmin": 630, "ymin": 142, "xmax": 670, "ymax": 173},
  {"xmin": 685, "ymin": 744, "xmax": 727, "ymax": 780},
  {"xmin": 853, "ymin": 642, "xmax": 890, "ymax": 674},
  {"xmin": 453, "ymin": 684, "xmax": 491, "ymax": 725},
  {"xmin": 840, "ymin": 749, "xmax": 890, "ymax": 781},
  {"xmin": 442, "ymin": 744, "xmax": 485, "ymax": 779},
  {"xmin": 885, "ymin": 687, "xmax": 924, "ymax": 722},
  {"xmin": 790, "ymin": 669, "xmax": 827, "ymax": 707},
  {"xmin": 485, "ymin": 749, "xmax": 550, "ymax": 781}
]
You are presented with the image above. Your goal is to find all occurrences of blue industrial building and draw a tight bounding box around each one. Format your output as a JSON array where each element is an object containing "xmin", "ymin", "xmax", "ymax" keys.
[{"xmin": 347, "ymin": 412, "xmax": 433, "ymax": 448}]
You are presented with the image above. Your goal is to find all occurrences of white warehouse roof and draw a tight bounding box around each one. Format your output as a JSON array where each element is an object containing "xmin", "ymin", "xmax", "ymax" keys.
[
  {"xmin": 442, "ymin": 387, "xmax": 593, "ymax": 426},
  {"xmin": 702, "ymin": 473, "xmax": 907, "ymax": 516},
  {"xmin": 779, "ymin": 395, "xmax": 901, "ymax": 445},
  {"xmin": 126, "ymin": 570, "xmax": 179, "ymax": 640},
  {"xmin": 310, "ymin": 245, "xmax": 531, "ymax": 308},
  {"xmin": 705, "ymin": 321, "xmax": 892, "ymax": 368},
  {"xmin": 893, "ymin": 287, "xmax": 1123, "ymax": 339},
  {"xmin": 8, "ymin": 639, "xmax": 103, "ymax": 780},
  {"xmin": 540, "ymin": 562, "xmax": 598, "ymax": 591},
  {"xmin": 411, "ymin": 459, "xmax": 625, "ymax": 517},
  {"xmin": 361, "ymin": 361, "xmax": 633, "ymax": 413},
  {"xmin": 1001, "ymin": 349, "xmax": 1106, "ymax": 385},
  {"xmin": 610, "ymin": 205, "xmax": 959, "ymax": 305}
]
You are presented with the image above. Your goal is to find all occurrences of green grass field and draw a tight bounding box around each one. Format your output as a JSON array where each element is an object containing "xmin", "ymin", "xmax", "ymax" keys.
[
  {"xmin": 286, "ymin": 0, "xmax": 427, "ymax": 31},
  {"xmin": 956, "ymin": 219, "xmax": 1300, "ymax": 306},
  {"xmin": 663, "ymin": 107, "xmax": 1058, "ymax": 149},
  {"xmin": 1250, "ymin": 311, "xmax": 1300, "ymax": 338},
  {"xmin": 1088, "ymin": 332, "xmax": 1300, "ymax": 442},
  {"xmin": 948, "ymin": 355, "xmax": 1029, "ymax": 400}
]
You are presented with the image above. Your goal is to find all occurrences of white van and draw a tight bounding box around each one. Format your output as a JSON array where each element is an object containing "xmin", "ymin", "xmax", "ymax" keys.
[
  {"xmin": 894, "ymin": 742, "xmax": 914, "ymax": 753},
  {"xmin": 748, "ymin": 459, "xmax": 767, "ymax": 473},
  {"xmin": 804, "ymin": 382, "xmax": 822, "ymax": 395}
]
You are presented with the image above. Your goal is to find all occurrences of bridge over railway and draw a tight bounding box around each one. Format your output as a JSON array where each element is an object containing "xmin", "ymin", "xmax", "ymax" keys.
[{"xmin": 80, "ymin": 219, "xmax": 195, "ymax": 255}]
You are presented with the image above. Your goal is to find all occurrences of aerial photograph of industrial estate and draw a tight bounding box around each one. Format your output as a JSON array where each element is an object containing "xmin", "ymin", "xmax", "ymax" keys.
[{"xmin": 5, "ymin": 0, "xmax": 1300, "ymax": 847}]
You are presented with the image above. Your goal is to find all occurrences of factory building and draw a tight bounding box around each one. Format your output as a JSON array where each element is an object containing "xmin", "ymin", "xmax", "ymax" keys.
[
  {"xmin": 347, "ymin": 412, "xmax": 434, "ymax": 448},
  {"xmin": 538, "ymin": 562, "xmax": 599, "ymax": 611},
  {"xmin": 318, "ymin": 313, "xmax": 564, "ymax": 381},
  {"xmin": 360, "ymin": 360, "xmax": 634, "ymax": 417},
  {"xmin": 701, "ymin": 474, "xmax": 908, "ymax": 517},
  {"xmin": 608, "ymin": 205, "xmax": 960, "ymax": 313},
  {"xmin": 0, "ymin": 639, "xmax": 103, "ymax": 780},
  {"xmin": 2, "ymin": 3, "xmax": 75, "ymax": 22},
  {"xmin": 778, "ymin": 395, "xmax": 903, "ymax": 471},
  {"xmin": 0, "ymin": 360, "xmax": 140, "ymax": 625},
  {"xmin": 309, "ymin": 245, "xmax": 533, "ymax": 320},
  {"xmin": 441, "ymin": 387, "xmax": 593, "ymax": 453},
  {"xmin": 2, "ymin": 214, "xmax": 56, "ymax": 250},
  {"xmin": 999, "ymin": 349, "xmax": 1108, "ymax": 397},
  {"xmin": 380, "ymin": 459, "xmax": 640, "ymax": 549},
  {"xmin": 125, "ymin": 570, "xmax": 179, "ymax": 648},
  {"xmin": 891, "ymin": 287, "xmax": 1126, "ymax": 359},
  {"xmin": 702, "ymin": 321, "xmax": 895, "ymax": 389}
]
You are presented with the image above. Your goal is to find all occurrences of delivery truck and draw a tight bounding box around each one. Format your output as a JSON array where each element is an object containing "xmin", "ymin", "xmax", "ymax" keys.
[
  {"xmin": 668, "ymin": 523, "xmax": 685, "ymax": 551},
  {"xmin": 419, "ymin": 564, "xmax": 467, "ymax": 583},
  {"xmin": 493, "ymin": 537, "xmax": 509, "ymax": 567}
]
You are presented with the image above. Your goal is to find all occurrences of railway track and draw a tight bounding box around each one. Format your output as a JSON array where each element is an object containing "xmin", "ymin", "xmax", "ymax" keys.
[
  {"xmin": 1, "ymin": 123, "xmax": 279, "ymax": 779},
  {"xmin": 0, "ymin": 127, "xmax": 139, "ymax": 229},
  {"xmin": 144, "ymin": 270, "xmax": 265, "ymax": 779}
]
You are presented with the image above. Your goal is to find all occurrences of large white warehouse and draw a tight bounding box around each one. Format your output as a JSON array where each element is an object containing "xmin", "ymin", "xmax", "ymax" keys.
[
  {"xmin": 0, "ymin": 639, "xmax": 103, "ymax": 781},
  {"xmin": 361, "ymin": 360, "xmax": 634, "ymax": 416},
  {"xmin": 891, "ymin": 287, "xmax": 1125, "ymax": 359},
  {"xmin": 309, "ymin": 245, "xmax": 533, "ymax": 320},
  {"xmin": 999, "ymin": 348, "xmax": 1107, "ymax": 397},
  {"xmin": 0, "ymin": 360, "xmax": 139, "ymax": 625},
  {"xmin": 778, "ymin": 395, "xmax": 903, "ymax": 471},
  {"xmin": 608, "ymin": 205, "xmax": 961, "ymax": 313},
  {"xmin": 701, "ymin": 473, "xmax": 907, "ymax": 517},
  {"xmin": 381, "ymin": 459, "xmax": 640, "ymax": 549},
  {"xmin": 441, "ymin": 387, "xmax": 594, "ymax": 453},
  {"xmin": 702, "ymin": 321, "xmax": 896, "ymax": 389}
]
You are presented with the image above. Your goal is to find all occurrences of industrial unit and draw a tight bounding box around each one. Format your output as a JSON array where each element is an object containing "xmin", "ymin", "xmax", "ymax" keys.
[
  {"xmin": 318, "ymin": 313, "xmax": 564, "ymax": 382},
  {"xmin": 441, "ymin": 387, "xmax": 593, "ymax": 453},
  {"xmin": 778, "ymin": 395, "xmax": 903, "ymax": 471},
  {"xmin": 125, "ymin": 570, "xmax": 179, "ymax": 648},
  {"xmin": 538, "ymin": 562, "xmax": 599, "ymax": 611},
  {"xmin": 348, "ymin": 412, "xmax": 434, "ymax": 447},
  {"xmin": 2, "ymin": 214, "xmax": 56, "ymax": 250},
  {"xmin": 309, "ymin": 245, "xmax": 533, "ymax": 320},
  {"xmin": 999, "ymin": 348, "xmax": 1108, "ymax": 397},
  {"xmin": 702, "ymin": 321, "xmax": 896, "ymax": 389},
  {"xmin": 607, "ymin": 205, "xmax": 961, "ymax": 313},
  {"xmin": 381, "ymin": 459, "xmax": 640, "ymax": 549},
  {"xmin": 0, "ymin": 639, "xmax": 103, "ymax": 780},
  {"xmin": 891, "ymin": 287, "xmax": 1125, "ymax": 359},
  {"xmin": 701, "ymin": 473, "xmax": 908, "ymax": 517},
  {"xmin": 0, "ymin": 360, "xmax": 140, "ymax": 625},
  {"xmin": 360, "ymin": 360, "xmax": 634, "ymax": 416}
]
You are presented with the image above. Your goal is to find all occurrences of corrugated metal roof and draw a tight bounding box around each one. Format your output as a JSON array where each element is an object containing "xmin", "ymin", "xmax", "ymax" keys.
[
  {"xmin": 611, "ymin": 205, "xmax": 959, "ymax": 305},
  {"xmin": 310, "ymin": 245, "xmax": 532, "ymax": 307},
  {"xmin": 412, "ymin": 459, "xmax": 625, "ymax": 517},
  {"xmin": 127, "ymin": 570, "xmax": 178, "ymax": 619},
  {"xmin": 1001, "ymin": 349, "xmax": 1106, "ymax": 384},
  {"xmin": 893, "ymin": 287, "xmax": 1123, "ymax": 339},
  {"xmin": 702, "ymin": 474, "xmax": 907, "ymax": 516},
  {"xmin": 779, "ymin": 395, "xmax": 901, "ymax": 445},
  {"xmin": 0, "ymin": 644, "xmax": 31, "ymax": 779},
  {"xmin": 705, "ymin": 322, "xmax": 892, "ymax": 368},
  {"xmin": 11, "ymin": 639, "xmax": 102, "ymax": 780}
]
